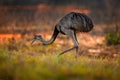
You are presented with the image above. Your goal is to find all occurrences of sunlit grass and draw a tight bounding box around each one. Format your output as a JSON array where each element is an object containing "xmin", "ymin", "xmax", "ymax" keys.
[{"xmin": 0, "ymin": 40, "xmax": 120, "ymax": 80}]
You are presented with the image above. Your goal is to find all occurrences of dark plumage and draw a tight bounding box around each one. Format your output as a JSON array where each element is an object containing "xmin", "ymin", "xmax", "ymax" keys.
[{"xmin": 32, "ymin": 12, "xmax": 94, "ymax": 58}]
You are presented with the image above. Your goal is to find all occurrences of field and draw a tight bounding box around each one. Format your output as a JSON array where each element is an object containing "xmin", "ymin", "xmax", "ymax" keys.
[
  {"xmin": 0, "ymin": 0, "xmax": 120, "ymax": 79},
  {"xmin": 0, "ymin": 27, "xmax": 120, "ymax": 80}
]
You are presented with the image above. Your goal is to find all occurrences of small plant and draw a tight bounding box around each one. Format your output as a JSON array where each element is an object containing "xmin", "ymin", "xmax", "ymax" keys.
[{"xmin": 106, "ymin": 31, "xmax": 120, "ymax": 45}]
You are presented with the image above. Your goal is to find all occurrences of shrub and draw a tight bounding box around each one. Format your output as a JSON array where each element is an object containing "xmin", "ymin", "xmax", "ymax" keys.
[{"xmin": 106, "ymin": 31, "xmax": 120, "ymax": 45}]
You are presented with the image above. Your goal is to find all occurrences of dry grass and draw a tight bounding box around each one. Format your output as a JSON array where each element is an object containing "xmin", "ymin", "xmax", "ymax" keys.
[{"xmin": 0, "ymin": 31, "xmax": 120, "ymax": 80}]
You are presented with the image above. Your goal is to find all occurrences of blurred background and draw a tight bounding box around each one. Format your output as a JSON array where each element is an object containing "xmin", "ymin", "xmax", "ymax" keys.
[
  {"xmin": 0, "ymin": 0, "xmax": 120, "ymax": 51},
  {"xmin": 0, "ymin": 1, "xmax": 120, "ymax": 79},
  {"xmin": 0, "ymin": 0, "xmax": 120, "ymax": 34}
]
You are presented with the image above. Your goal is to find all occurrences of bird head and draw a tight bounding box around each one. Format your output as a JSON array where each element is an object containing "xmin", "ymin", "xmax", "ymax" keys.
[{"xmin": 31, "ymin": 35, "xmax": 42, "ymax": 45}]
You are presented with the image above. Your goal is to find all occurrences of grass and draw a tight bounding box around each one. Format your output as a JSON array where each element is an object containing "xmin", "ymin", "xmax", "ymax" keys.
[{"xmin": 0, "ymin": 40, "xmax": 120, "ymax": 80}]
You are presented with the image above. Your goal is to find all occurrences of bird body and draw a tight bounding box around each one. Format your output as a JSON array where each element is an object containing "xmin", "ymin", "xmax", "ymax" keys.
[
  {"xmin": 32, "ymin": 12, "xmax": 94, "ymax": 58},
  {"xmin": 56, "ymin": 12, "xmax": 93, "ymax": 34}
]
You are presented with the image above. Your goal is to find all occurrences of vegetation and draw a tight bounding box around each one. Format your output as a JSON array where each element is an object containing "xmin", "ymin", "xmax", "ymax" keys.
[
  {"xmin": 106, "ymin": 31, "xmax": 120, "ymax": 45},
  {"xmin": 0, "ymin": 0, "xmax": 120, "ymax": 79},
  {"xmin": 0, "ymin": 39, "xmax": 120, "ymax": 80}
]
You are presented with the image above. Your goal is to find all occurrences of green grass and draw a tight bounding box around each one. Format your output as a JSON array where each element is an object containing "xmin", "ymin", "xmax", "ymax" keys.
[{"xmin": 0, "ymin": 40, "xmax": 120, "ymax": 80}]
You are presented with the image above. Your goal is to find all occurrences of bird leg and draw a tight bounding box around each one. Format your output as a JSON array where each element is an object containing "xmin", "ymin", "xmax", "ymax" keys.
[{"xmin": 58, "ymin": 30, "xmax": 79, "ymax": 58}]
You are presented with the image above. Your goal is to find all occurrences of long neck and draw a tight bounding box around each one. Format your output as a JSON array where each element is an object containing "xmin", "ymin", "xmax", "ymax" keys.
[{"xmin": 40, "ymin": 27, "xmax": 59, "ymax": 45}]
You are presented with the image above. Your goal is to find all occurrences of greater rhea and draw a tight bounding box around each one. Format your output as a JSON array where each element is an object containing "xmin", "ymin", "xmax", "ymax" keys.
[{"xmin": 32, "ymin": 12, "xmax": 94, "ymax": 58}]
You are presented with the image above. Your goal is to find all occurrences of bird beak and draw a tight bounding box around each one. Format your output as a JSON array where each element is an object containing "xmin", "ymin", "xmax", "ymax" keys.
[{"xmin": 31, "ymin": 39, "xmax": 36, "ymax": 45}]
